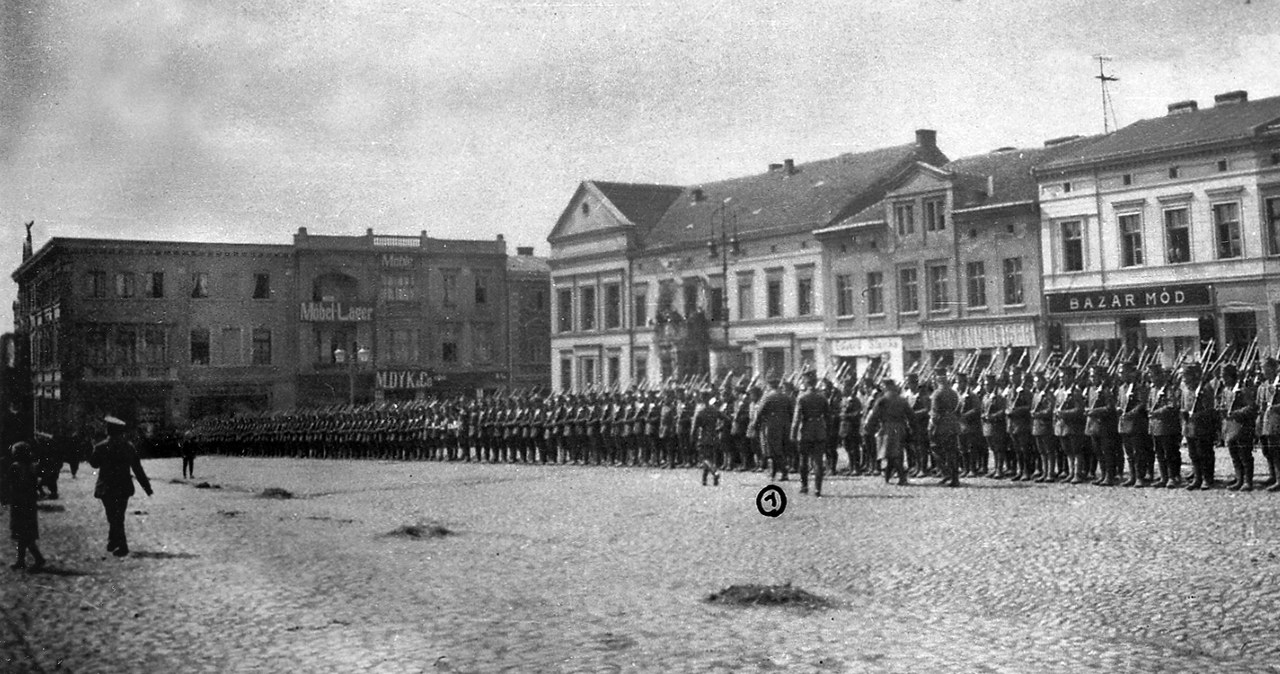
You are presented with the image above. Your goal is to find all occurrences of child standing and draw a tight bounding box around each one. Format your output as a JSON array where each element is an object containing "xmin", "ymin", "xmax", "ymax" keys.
[{"xmin": 9, "ymin": 442, "xmax": 46, "ymax": 571}]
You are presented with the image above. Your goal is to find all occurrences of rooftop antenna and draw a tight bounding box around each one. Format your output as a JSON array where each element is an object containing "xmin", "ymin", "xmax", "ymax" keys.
[{"xmin": 1094, "ymin": 55, "xmax": 1119, "ymax": 134}]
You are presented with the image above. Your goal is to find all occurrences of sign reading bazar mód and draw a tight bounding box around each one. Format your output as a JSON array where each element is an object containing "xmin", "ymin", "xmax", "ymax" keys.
[
  {"xmin": 1046, "ymin": 283, "xmax": 1211, "ymax": 314},
  {"xmin": 300, "ymin": 301, "xmax": 374, "ymax": 322}
]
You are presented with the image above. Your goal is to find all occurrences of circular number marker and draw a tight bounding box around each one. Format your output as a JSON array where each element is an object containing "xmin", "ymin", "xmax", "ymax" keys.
[{"xmin": 755, "ymin": 484, "xmax": 787, "ymax": 518}]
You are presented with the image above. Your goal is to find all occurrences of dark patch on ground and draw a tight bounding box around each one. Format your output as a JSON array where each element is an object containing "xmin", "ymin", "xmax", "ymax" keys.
[
  {"xmin": 706, "ymin": 583, "xmax": 833, "ymax": 609},
  {"xmin": 28, "ymin": 565, "xmax": 91, "ymax": 577},
  {"xmin": 218, "ymin": 510, "xmax": 241, "ymax": 518},
  {"xmin": 169, "ymin": 479, "xmax": 186, "ymax": 484},
  {"xmin": 132, "ymin": 510, "xmax": 148, "ymax": 515},
  {"xmin": 37, "ymin": 503, "xmax": 66, "ymax": 512},
  {"xmin": 259, "ymin": 487, "xmax": 294, "ymax": 499},
  {"xmin": 384, "ymin": 522, "xmax": 454, "ymax": 539},
  {"xmin": 194, "ymin": 482, "xmax": 222, "ymax": 489},
  {"xmin": 305, "ymin": 515, "xmax": 355, "ymax": 524},
  {"xmin": 594, "ymin": 632, "xmax": 636, "ymax": 651},
  {"xmin": 131, "ymin": 550, "xmax": 199, "ymax": 560}
]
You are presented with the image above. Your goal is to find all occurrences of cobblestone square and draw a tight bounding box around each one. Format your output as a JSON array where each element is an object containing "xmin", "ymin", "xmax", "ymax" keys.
[{"xmin": 4, "ymin": 456, "xmax": 1280, "ymax": 673}]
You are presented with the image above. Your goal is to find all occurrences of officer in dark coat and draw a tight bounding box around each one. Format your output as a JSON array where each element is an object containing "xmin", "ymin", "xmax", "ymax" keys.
[
  {"xmin": 929, "ymin": 368, "xmax": 962, "ymax": 487},
  {"xmin": 89, "ymin": 416, "xmax": 153, "ymax": 557},
  {"xmin": 8, "ymin": 442, "xmax": 45, "ymax": 571},
  {"xmin": 749, "ymin": 379, "xmax": 794, "ymax": 481},
  {"xmin": 791, "ymin": 371, "xmax": 830, "ymax": 497}
]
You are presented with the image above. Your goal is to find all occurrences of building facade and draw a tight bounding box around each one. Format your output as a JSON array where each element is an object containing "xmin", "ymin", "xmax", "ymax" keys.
[
  {"xmin": 12, "ymin": 229, "xmax": 549, "ymax": 433},
  {"xmin": 547, "ymin": 130, "xmax": 948, "ymax": 390},
  {"xmin": 506, "ymin": 247, "xmax": 552, "ymax": 390},
  {"xmin": 1035, "ymin": 91, "xmax": 1280, "ymax": 360},
  {"xmin": 816, "ymin": 137, "xmax": 1096, "ymax": 379}
]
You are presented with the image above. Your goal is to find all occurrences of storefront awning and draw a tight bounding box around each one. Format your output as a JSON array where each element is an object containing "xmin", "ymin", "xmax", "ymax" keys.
[
  {"xmin": 1142, "ymin": 317, "xmax": 1200, "ymax": 339},
  {"xmin": 1063, "ymin": 319, "xmax": 1118, "ymax": 341}
]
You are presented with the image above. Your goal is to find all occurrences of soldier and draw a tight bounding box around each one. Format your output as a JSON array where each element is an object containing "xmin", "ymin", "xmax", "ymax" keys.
[
  {"xmin": 1115, "ymin": 361, "xmax": 1151, "ymax": 487},
  {"xmin": 1218, "ymin": 363, "xmax": 1257, "ymax": 491},
  {"xmin": 749, "ymin": 379, "xmax": 793, "ymax": 481},
  {"xmin": 1054, "ymin": 366, "xmax": 1086, "ymax": 484},
  {"xmin": 865, "ymin": 378, "xmax": 913, "ymax": 485},
  {"xmin": 837, "ymin": 379, "xmax": 863, "ymax": 477},
  {"xmin": 692, "ymin": 390, "xmax": 725, "ymax": 487},
  {"xmin": 729, "ymin": 386, "xmax": 753, "ymax": 471},
  {"xmin": 1148, "ymin": 363, "xmax": 1182, "ymax": 488},
  {"xmin": 1006, "ymin": 369, "xmax": 1036, "ymax": 481},
  {"xmin": 658, "ymin": 391, "xmax": 678, "ymax": 469},
  {"xmin": 677, "ymin": 393, "xmax": 695, "ymax": 468},
  {"xmin": 821, "ymin": 379, "xmax": 842, "ymax": 475},
  {"xmin": 980, "ymin": 373, "xmax": 1010, "ymax": 479},
  {"xmin": 791, "ymin": 371, "xmax": 830, "ymax": 497},
  {"xmin": 929, "ymin": 367, "xmax": 962, "ymax": 488},
  {"xmin": 1084, "ymin": 365, "xmax": 1120, "ymax": 486},
  {"xmin": 1181, "ymin": 363, "xmax": 1216, "ymax": 491},
  {"xmin": 860, "ymin": 382, "xmax": 882, "ymax": 475},
  {"xmin": 905, "ymin": 373, "xmax": 931, "ymax": 477},
  {"xmin": 1255, "ymin": 357, "xmax": 1280, "ymax": 492},
  {"xmin": 89, "ymin": 416, "xmax": 153, "ymax": 557}
]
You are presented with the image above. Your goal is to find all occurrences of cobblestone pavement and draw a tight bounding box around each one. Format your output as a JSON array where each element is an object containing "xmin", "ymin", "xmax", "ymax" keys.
[{"xmin": 4, "ymin": 454, "xmax": 1280, "ymax": 673}]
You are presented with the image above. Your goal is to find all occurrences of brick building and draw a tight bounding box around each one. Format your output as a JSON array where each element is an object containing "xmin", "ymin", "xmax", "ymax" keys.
[
  {"xmin": 506, "ymin": 247, "xmax": 552, "ymax": 390},
  {"xmin": 12, "ymin": 229, "xmax": 549, "ymax": 433}
]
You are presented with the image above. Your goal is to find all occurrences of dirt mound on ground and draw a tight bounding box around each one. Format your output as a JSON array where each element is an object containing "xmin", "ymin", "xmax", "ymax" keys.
[
  {"xmin": 258, "ymin": 487, "xmax": 294, "ymax": 499},
  {"xmin": 706, "ymin": 583, "xmax": 832, "ymax": 609},
  {"xmin": 384, "ymin": 522, "xmax": 453, "ymax": 539}
]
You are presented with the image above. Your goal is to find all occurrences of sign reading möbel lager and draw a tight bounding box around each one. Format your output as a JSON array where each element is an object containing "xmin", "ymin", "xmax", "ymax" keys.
[
  {"xmin": 299, "ymin": 302, "xmax": 374, "ymax": 322},
  {"xmin": 1045, "ymin": 283, "xmax": 1212, "ymax": 315}
]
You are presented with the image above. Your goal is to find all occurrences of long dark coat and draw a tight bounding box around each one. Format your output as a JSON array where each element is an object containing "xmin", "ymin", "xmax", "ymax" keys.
[
  {"xmin": 90, "ymin": 435, "xmax": 152, "ymax": 500},
  {"xmin": 8, "ymin": 459, "xmax": 38, "ymax": 543}
]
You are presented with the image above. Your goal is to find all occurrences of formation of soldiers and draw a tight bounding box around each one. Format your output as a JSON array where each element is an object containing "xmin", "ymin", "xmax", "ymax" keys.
[{"xmin": 188, "ymin": 339, "xmax": 1280, "ymax": 496}]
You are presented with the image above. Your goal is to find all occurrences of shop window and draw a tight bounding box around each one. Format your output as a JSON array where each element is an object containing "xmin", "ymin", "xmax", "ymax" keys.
[
  {"xmin": 1224, "ymin": 312, "xmax": 1257, "ymax": 348},
  {"xmin": 607, "ymin": 355, "xmax": 620, "ymax": 385},
  {"xmin": 683, "ymin": 282, "xmax": 699, "ymax": 318}
]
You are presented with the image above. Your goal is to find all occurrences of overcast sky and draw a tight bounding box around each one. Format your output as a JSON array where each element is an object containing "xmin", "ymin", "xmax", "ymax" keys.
[{"xmin": 2, "ymin": 0, "xmax": 1278, "ymax": 323}]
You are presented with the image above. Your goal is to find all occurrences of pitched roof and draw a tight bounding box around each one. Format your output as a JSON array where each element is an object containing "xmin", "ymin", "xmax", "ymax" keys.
[
  {"xmin": 1038, "ymin": 94, "xmax": 1280, "ymax": 171},
  {"xmin": 506, "ymin": 253, "xmax": 550, "ymax": 275},
  {"xmin": 590, "ymin": 181, "xmax": 684, "ymax": 229},
  {"xmin": 642, "ymin": 142, "xmax": 945, "ymax": 248},
  {"xmin": 947, "ymin": 135, "xmax": 1103, "ymax": 211}
]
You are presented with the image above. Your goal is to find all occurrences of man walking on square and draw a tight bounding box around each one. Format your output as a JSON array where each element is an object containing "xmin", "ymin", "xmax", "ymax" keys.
[
  {"xmin": 791, "ymin": 371, "xmax": 830, "ymax": 497},
  {"xmin": 89, "ymin": 416, "xmax": 153, "ymax": 557},
  {"xmin": 929, "ymin": 367, "xmax": 962, "ymax": 488}
]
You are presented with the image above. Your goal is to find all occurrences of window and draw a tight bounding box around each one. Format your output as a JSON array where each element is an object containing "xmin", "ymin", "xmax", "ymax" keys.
[
  {"xmin": 1002, "ymin": 258, "xmax": 1024, "ymax": 306},
  {"xmin": 113, "ymin": 326, "xmax": 137, "ymax": 365},
  {"xmin": 191, "ymin": 273, "xmax": 209, "ymax": 298},
  {"xmin": 380, "ymin": 272, "xmax": 416, "ymax": 302},
  {"xmin": 473, "ymin": 327, "xmax": 493, "ymax": 363},
  {"xmin": 85, "ymin": 271, "xmax": 107, "ymax": 298},
  {"xmin": 579, "ymin": 357, "xmax": 597, "ymax": 389},
  {"xmin": 559, "ymin": 357, "xmax": 572, "ymax": 391},
  {"xmin": 766, "ymin": 277, "xmax": 783, "ymax": 317},
  {"xmin": 928, "ymin": 264, "xmax": 950, "ymax": 312},
  {"xmin": 580, "ymin": 286, "xmax": 596, "ymax": 330},
  {"xmin": 708, "ymin": 286, "xmax": 724, "ymax": 321},
  {"xmin": 924, "ymin": 198, "xmax": 945, "ymax": 232},
  {"xmin": 442, "ymin": 271, "xmax": 458, "ymax": 307},
  {"xmin": 1119, "ymin": 213, "xmax": 1144, "ymax": 267},
  {"xmin": 474, "ymin": 274, "xmax": 489, "ymax": 305},
  {"xmin": 965, "ymin": 261, "xmax": 986, "ymax": 308},
  {"xmin": 797, "ymin": 275, "xmax": 813, "ymax": 316},
  {"xmin": 557, "ymin": 289, "xmax": 573, "ymax": 332},
  {"xmin": 1122, "ymin": 173, "xmax": 1133, "ymax": 186},
  {"xmin": 1164, "ymin": 208, "xmax": 1191, "ymax": 263},
  {"xmin": 251, "ymin": 328, "xmax": 272, "ymax": 365},
  {"xmin": 800, "ymin": 348, "xmax": 815, "ymax": 369},
  {"xmin": 1266, "ymin": 197, "xmax": 1280, "ymax": 256},
  {"xmin": 898, "ymin": 267, "xmax": 919, "ymax": 314},
  {"xmin": 835, "ymin": 274, "xmax": 855, "ymax": 316},
  {"xmin": 1062, "ymin": 182, "xmax": 1072, "ymax": 193},
  {"xmin": 145, "ymin": 272, "xmax": 164, "ymax": 298},
  {"xmin": 115, "ymin": 272, "xmax": 136, "ymax": 298},
  {"xmin": 866, "ymin": 272, "xmax": 884, "ymax": 315},
  {"xmin": 633, "ymin": 286, "xmax": 648, "ymax": 326},
  {"xmin": 253, "ymin": 273, "xmax": 271, "ymax": 299},
  {"xmin": 1168, "ymin": 166, "xmax": 1180, "ymax": 179},
  {"xmin": 139, "ymin": 326, "xmax": 167, "ymax": 365},
  {"xmin": 219, "ymin": 328, "xmax": 242, "ymax": 366},
  {"xmin": 633, "ymin": 356, "xmax": 648, "ymax": 382},
  {"xmin": 1061, "ymin": 221, "xmax": 1084, "ymax": 271},
  {"xmin": 894, "ymin": 202, "xmax": 916, "ymax": 236},
  {"xmin": 604, "ymin": 284, "xmax": 621, "ymax": 329},
  {"xmin": 1217, "ymin": 159, "xmax": 1229, "ymax": 173},
  {"xmin": 190, "ymin": 328, "xmax": 210, "ymax": 365},
  {"xmin": 737, "ymin": 278, "xmax": 754, "ymax": 320},
  {"xmin": 388, "ymin": 328, "xmax": 418, "ymax": 363},
  {"xmin": 1224, "ymin": 312, "xmax": 1257, "ymax": 347},
  {"xmin": 682, "ymin": 282, "xmax": 698, "ymax": 317},
  {"xmin": 607, "ymin": 355, "xmax": 620, "ymax": 385},
  {"xmin": 441, "ymin": 324, "xmax": 459, "ymax": 363},
  {"xmin": 1214, "ymin": 202, "xmax": 1242, "ymax": 259}
]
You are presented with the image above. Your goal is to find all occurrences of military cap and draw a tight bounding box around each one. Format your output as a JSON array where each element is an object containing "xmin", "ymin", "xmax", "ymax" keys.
[{"xmin": 104, "ymin": 415, "xmax": 127, "ymax": 427}]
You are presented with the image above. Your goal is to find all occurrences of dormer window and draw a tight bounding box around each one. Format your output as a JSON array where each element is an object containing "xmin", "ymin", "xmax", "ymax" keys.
[
  {"xmin": 1168, "ymin": 166, "xmax": 1180, "ymax": 179},
  {"xmin": 1217, "ymin": 159, "xmax": 1229, "ymax": 172},
  {"xmin": 1122, "ymin": 173, "xmax": 1133, "ymax": 186},
  {"xmin": 1062, "ymin": 181, "xmax": 1072, "ymax": 193},
  {"xmin": 581, "ymin": 202, "xmax": 590, "ymax": 216}
]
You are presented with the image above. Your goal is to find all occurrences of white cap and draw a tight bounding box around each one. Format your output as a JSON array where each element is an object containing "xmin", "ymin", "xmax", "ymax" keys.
[{"xmin": 103, "ymin": 415, "xmax": 127, "ymax": 426}]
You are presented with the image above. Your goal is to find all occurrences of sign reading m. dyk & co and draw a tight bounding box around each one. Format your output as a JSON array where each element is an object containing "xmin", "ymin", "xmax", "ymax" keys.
[{"xmin": 1045, "ymin": 284, "xmax": 1211, "ymax": 315}]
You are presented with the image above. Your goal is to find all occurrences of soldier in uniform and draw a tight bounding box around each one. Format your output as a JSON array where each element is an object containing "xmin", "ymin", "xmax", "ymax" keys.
[
  {"xmin": 1084, "ymin": 365, "xmax": 1120, "ymax": 486},
  {"xmin": 749, "ymin": 379, "xmax": 793, "ymax": 481},
  {"xmin": 956, "ymin": 373, "xmax": 982, "ymax": 477},
  {"xmin": 791, "ymin": 372, "xmax": 830, "ymax": 497},
  {"xmin": 837, "ymin": 379, "xmax": 863, "ymax": 477},
  {"xmin": 865, "ymin": 378, "xmax": 913, "ymax": 485},
  {"xmin": 692, "ymin": 389, "xmax": 725, "ymax": 487},
  {"xmin": 980, "ymin": 373, "xmax": 1010, "ymax": 479},
  {"xmin": 1218, "ymin": 363, "xmax": 1257, "ymax": 491},
  {"xmin": 905, "ymin": 373, "xmax": 931, "ymax": 477},
  {"xmin": 1147, "ymin": 363, "xmax": 1183, "ymax": 488},
  {"xmin": 89, "ymin": 416, "xmax": 153, "ymax": 557},
  {"xmin": 1255, "ymin": 357, "xmax": 1280, "ymax": 491},
  {"xmin": 729, "ymin": 386, "xmax": 753, "ymax": 471},
  {"xmin": 1054, "ymin": 366, "xmax": 1086, "ymax": 484},
  {"xmin": 1181, "ymin": 363, "xmax": 1216, "ymax": 490},
  {"xmin": 1006, "ymin": 369, "xmax": 1035, "ymax": 481},
  {"xmin": 929, "ymin": 367, "xmax": 962, "ymax": 487},
  {"xmin": 1115, "ymin": 361, "xmax": 1151, "ymax": 487}
]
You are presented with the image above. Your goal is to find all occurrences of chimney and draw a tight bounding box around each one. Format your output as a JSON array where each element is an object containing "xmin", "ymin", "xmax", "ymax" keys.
[
  {"xmin": 1167, "ymin": 100, "xmax": 1198, "ymax": 115},
  {"xmin": 1044, "ymin": 135, "xmax": 1083, "ymax": 148},
  {"xmin": 516, "ymin": 246, "xmax": 534, "ymax": 256},
  {"xmin": 768, "ymin": 162, "xmax": 784, "ymax": 172},
  {"xmin": 692, "ymin": 187, "xmax": 706, "ymax": 202},
  {"xmin": 1214, "ymin": 90, "xmax": 1248, "ymax": 107},
  {"xmin": 915, "ymin": 129, "xmax": 937, "ymax": 149},
  {"xmin": 784, "ymin": 158, "xmax": 797, "ymax": 175}
]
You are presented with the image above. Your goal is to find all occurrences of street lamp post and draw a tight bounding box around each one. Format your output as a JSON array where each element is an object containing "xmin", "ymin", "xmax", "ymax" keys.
[
  {"xmin": 707, "ymin": 201, "xmax": 741, "ymax": 374},
  {"xmin": 333, "ymin": 343, "xmax": 372, "ymax": 405}
]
